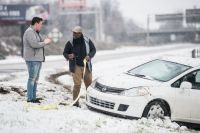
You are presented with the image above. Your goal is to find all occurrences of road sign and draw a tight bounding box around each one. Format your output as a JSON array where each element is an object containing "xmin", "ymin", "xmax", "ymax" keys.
[
  {"xmin": 186, "ymin": 8, "xmax": 200, "ymax": 23},
  {"xmin": 0, "ymin": 4, "xmax": 49, "ymax": 24},
  {"xmin": 48, "ymin": 28, "xmax": 63, "ymax": 43},
  {"xmin": 155, "ymin": 13, "xmax": 183, "ymax": 21},
  {"xmin": 58, "ymin": 0, "xmax": 86, "ymax": 9}
]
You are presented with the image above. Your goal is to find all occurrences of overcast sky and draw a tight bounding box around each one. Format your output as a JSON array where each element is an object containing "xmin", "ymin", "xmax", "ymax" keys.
[{"xmin": 117, "ymin": 0, "xmax": 200, "ymax": 27}]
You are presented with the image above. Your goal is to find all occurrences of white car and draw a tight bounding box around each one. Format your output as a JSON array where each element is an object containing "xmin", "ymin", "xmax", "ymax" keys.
[{"xmin": 86, "ymin": 57, "xmax": 200, "ymax": 124}]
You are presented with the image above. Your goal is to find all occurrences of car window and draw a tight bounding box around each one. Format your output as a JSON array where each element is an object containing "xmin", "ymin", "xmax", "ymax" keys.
[
  {"xmin": 127, "ymin": 59, "xmax": 190, "ymax": 82},
  {"xmin": 172, "ymin": 70, "xmax": 200, "ymax": 90},
  {"xmin": 195, "ymin": 71, "xmax": 200, "ymax": 83}
]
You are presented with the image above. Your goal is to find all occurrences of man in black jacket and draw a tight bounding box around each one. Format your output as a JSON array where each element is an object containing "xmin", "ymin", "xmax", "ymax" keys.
[{"xmin": 63, "ymin": 26, "xmax": 96, "ymax": 107}]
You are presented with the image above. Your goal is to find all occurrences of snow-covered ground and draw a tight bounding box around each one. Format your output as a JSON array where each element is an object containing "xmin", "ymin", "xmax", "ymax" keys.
[{"xmin": 0, "ymin": 43, "xmax": 199, "ymax": 133}]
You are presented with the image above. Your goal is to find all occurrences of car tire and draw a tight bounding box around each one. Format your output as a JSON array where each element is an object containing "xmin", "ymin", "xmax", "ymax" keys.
[{"xmin": 142, "ymin": 101, "xmax": 170, "ymax": 119}]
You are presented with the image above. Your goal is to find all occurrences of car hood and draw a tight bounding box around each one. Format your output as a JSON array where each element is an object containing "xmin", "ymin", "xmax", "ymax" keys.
[{"xmin": 97, "ymin": 73, "xmax": 161, "ymax": 89}]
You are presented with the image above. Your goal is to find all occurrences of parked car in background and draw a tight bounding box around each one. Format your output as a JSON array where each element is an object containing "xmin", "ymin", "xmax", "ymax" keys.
[{"xmin": 86, "ymin": 57, "xmax": 200, "ymax": 124}]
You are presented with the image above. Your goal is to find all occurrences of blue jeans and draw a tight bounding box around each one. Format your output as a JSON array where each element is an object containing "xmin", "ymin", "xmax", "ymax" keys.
[{"xmin": 26, "ymin": 61, "xmax": 42, "ymax": 101}]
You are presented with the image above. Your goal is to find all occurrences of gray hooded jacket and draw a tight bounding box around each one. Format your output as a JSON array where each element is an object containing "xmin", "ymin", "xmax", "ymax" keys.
[{"xmin": 23, "ymin": 26, "xmax": 46, "ymax": 62}]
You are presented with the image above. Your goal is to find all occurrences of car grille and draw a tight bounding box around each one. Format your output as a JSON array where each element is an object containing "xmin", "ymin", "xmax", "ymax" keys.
[
  {"xmin": 95, "ymin": 82, "xmax": 124, "ymax": 94},
  {"xmin": 89, "ymin": 96, "xmax": 115, "ymax": 109}
]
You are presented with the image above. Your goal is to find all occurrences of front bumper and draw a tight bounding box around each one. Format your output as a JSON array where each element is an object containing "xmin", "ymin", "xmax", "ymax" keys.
[{"xmin": 86, "ymin": 86, "xmax": 149, "ymax": 118}]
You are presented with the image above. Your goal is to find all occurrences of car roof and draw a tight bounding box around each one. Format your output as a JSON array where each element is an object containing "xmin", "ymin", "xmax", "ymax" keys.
[{"xmin": 159, "ymin": 56, "xmax": 200, "ymax": 67}]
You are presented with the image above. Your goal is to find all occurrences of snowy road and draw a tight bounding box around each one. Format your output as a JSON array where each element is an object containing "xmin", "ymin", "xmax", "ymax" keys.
[{"xmin": 0, "ymin": 43, "xmax": 197, "ymax": 74}]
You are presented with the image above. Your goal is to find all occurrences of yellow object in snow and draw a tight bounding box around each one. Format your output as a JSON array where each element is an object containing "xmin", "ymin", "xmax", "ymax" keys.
[{"xmin": 25, "ymin": 102, "xmax": 58, "ymax": 110}]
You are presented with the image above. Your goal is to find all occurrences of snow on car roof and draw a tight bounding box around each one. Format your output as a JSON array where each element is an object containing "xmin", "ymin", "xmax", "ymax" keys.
[{"xmin": 159, "ymin": 56, "xmax": 200, "ymax": 67}]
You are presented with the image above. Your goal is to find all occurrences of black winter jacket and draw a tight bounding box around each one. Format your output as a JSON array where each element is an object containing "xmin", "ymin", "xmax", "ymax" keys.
[{"xmin": 63, "ymin": 36, "xmax": 96, "ymax": 73}]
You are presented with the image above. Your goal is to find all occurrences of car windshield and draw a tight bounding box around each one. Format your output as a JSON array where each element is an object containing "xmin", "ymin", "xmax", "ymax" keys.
[{"xmin": 127, "ymin": 59, "xmax": 191, "ymax": 82}]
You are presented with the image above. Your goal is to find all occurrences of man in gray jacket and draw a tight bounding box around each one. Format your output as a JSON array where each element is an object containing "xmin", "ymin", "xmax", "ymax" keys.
[{"xmin": 23, "ymin": 17, "xmax": 51, "ymax": 103}]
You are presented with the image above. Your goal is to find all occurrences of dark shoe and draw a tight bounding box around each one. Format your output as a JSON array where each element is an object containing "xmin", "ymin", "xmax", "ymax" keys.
[
  {"xmin": 32, "ymin": 99, "xmax": 41, "ymax": 103},
  {"xmin": 73, "ymin": 103, "xmax": 80, "ymax": 107},
  {"xmin": 27, "ymin": 99, "xmax": 41, "ymax": 103},
  {"xmin": 27, "ymin": 100, "xmax": 33, "ymax": 103},
  {"xmin": 36, "ymin": 97, "xmax": 43, "ymax": 101}
]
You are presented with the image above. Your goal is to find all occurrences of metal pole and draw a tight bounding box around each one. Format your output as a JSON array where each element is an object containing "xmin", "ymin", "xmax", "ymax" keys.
[
  {"xmin": 146, "ymin": 15, "xmax": 150, "ymax": 45},
  {"xmin": 95, "ymin": 8, "xmax": 99, "ymax": 41},
  {"xmin": 20, "ymin": 24, "xmax": 26, "ymax": 57},
  {"xmin": 99, "ymin": 3, "xmax": 104, "ymax": 41},
  {"xmin": 79, "ymin": 0, "xmax": 82, "ymax": 26}
]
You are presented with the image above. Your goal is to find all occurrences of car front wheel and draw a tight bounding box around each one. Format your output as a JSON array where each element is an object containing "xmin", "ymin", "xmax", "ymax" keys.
[{"xmin": 142, "ymin": 101, "xmax": 170, "ymax": 119}]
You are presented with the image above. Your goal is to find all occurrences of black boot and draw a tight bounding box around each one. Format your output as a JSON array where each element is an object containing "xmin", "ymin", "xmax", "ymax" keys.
[{"xmin": 73, "ymin": 102, "xmax": 80, "ymax": 107}]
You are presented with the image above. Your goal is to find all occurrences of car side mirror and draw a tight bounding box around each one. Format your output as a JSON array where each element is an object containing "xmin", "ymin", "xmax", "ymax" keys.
[{"xmin": 180, "ymin": 81, "xmax": 192, "ymax": 89}]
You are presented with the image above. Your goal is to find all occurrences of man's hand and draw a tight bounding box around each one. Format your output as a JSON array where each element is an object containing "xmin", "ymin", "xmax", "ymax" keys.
[
  {"xmin": 44, "ymin": 38, "xmax": 52, "ymax": 45},
  {"xmin": 85, "ymin": 55, "xmax": 90, "ymax": 62},
  {"xmin": 68, "ymin": 54, "xmax": 75, "ymax": 60}
]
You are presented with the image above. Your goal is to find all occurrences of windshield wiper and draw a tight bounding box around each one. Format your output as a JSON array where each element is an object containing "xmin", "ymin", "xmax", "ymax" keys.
[{"xmin": 133, "ymin": 74, "xmax": 155, "ymax": 81}]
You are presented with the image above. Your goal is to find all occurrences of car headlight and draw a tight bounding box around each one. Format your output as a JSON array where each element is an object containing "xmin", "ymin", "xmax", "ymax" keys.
[{"xmin": 120, "ymin": 87, "xmax": 150, "ymax": 97}]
